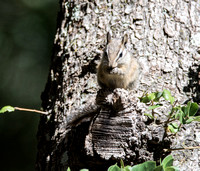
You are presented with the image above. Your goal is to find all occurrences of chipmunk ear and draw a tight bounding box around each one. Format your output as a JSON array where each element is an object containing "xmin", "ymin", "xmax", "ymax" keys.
[
  {"xmin": 122, "ymin": 34, "xmax": 128, "ymax": 45},
  {"xmin": 107, "ymin": 32, "xmax": 112, "ymax": 43}
]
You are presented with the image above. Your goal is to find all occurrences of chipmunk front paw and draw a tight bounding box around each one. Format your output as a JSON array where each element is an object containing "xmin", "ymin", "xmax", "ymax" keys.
[{"xmin": 110, "ymin": 68, "xmax": 125, "ymax": 75}]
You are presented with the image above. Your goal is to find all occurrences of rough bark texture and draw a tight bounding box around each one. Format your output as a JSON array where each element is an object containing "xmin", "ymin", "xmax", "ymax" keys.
[{"xmin": 36, "ymin": 0, "xmax": 200, "ymax": 170}]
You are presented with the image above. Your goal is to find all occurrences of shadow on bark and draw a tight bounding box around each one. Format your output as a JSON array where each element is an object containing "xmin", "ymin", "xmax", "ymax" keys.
[{"xmin": 183, "ymin": 64, "xmax": 200, "ymax": 106}]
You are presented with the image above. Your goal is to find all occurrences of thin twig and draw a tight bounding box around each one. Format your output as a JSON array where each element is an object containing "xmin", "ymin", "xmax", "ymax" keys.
[
  {"xmin": 165, "ymin": 100, "xmax": 178, "ymax": 125},
  {"xmin": 151, "ymin": 100, "xmax": 155, "ymax": 118},
  {"xmin": 175, "ymin": 123, "xmax": 182, "ymax": 135},
  {"xmin": 164, "ymin": 146, "xmax": 200, "ymax": 152},
  {"xmin": 168, "ymin": 118, "xmax": 176, "ymax": 123},
  {"xmin": 163, "ymin": 100, "xmax": 178, "ymax": 140},
  {"xmin": 14, "ymin": 107, "xmax": 48, "ymax": 115}
]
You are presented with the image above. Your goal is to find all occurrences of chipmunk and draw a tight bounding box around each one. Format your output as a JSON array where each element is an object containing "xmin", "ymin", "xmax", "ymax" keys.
[{"xmin": 97, "ymin": 32, "xmax": 139, "ymax": 89}]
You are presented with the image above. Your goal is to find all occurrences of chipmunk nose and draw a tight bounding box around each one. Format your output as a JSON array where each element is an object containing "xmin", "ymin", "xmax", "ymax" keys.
[
  {"xmin": 107, "ymin": 65, "xmax": 116, "ymax": 73},
  {"xmin": 107, "ymin": 66, "xmax": 113, "ymax": 73},
  {"xmin": 107, "ymin": 65, "xmax": 117, "ymax": 72},
  {"xmin": 108, "ymin": 65, "xmax": 116, "ymax": 69},
  {"xmin": 109, "ymin": 61, "xmax": 117, "ymax": 69}
]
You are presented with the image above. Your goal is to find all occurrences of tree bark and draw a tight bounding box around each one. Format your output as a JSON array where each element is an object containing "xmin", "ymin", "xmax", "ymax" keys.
[{"xmin": 36, "ymin": 0, "xmax": 200, "ymax": 170}]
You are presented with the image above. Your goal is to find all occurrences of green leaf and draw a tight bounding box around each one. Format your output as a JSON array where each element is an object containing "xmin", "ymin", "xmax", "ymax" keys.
[
  {"xmin": 131, "ymin": 161, "xmax": 156, "ymax": 171},
  {"xmin": 140, "ymin": 96, "xmax": 151, "ymax": 103},
  {"xmin": 185, "ymin": 117, "xmax": 195, "ymax": 124},
  {"xmin": 148, "ymin": 104, "xmax": 162, "ymax": 110},
  {"xmin": 108, "ymin": 164, "xmax": 121, "ymax": 171},
  {"xmin": 124, "ymin": 166, "xmax": 132, "ymax": 171},
  {"xmin": 140, "ymin": 96, "xmax": 147, "ymax": 103},
  {"xmin": 178, "ymin": 111, "xmax": 185, "ymax": 124},
  {"xmin": 154, "ymin": 92, "xmax": 163, "ymax": 102},
  {"xmin": 80, "ymin": 169, "xmax": 89, "ymax": 171},
  {"xmin": 184, "ymin": 101, "xmax": 192, "ymax": 117},
  {"xmin": 161, "ymin": 155, "xmax": 173, "ymax": 168},
  {"xmin": 0, "ymin": 106, "xmax": 15, "ymax": 114},
  {"xmin": 168, "ymin": 125, "xmax": 178, "ymax": 133},
  {"xmin": 144, "ymin": 113, "xmax": 154, "ymax": 119},
  {"xmin": 180, "ymin": 102, "xmax": 199, "ymax": 124},
  {"xmin": 153, "ymin": 165, "xmax": 163, "ymax": 171},
  {"xmin": 120, "ymin": 159, "xmax": 125, "ymax": 168},
  {"xmin": 181, "ymin": 106, "xmax": 188, "ymax": 117},
  {"xmin": 174, "ymin": 107, "xmax": 183, "ymax": 119},
  {"xmin": 168, "ymin": 123, "xmax": 179, "ymax": 133},
  {"xmin": 67, "ymin": 167, "xmax": 71, "ymax": 171},
  {"xmin": 140, "ymin": 93, "xmax": 156, "ymax": 103},
  {"xmin": 189, "ymin": 102, "xmax": 199, "ymax": 116},
  {"xmin": 120, "ymin": 160, "xmax": 131, "ymax": 171},
  {"xmin": 193, "ymin": 116, "xmax": 200, "ymax": 122},
  {"xmin": 181, "ymin": 101, "xmax": 198, "ymax": 117},
  {"xmin": 148, "ymin": 93, "xmax": 156, "ymax": 101},
  {"xmin": 171, "ymin": 123, "xmax": 178, "ymax": 128},
  {"xmin": 163, "ymin": 89, "xmax": 175, "ymax": 104},
  {"xmin": 165, "ymin": 166, "xmax": 180, "ymax": 171}
]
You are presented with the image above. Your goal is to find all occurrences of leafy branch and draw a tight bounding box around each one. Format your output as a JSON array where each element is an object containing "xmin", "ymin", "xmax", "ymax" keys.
[
  {"xmin": 140, "ymin": 89, "xmax": 199, "ymax": 134},
  {"xmin": 67, "ymin": 155, "xmax": 179, "ymax": 171},
  {"xmin": 0, "ymin": 105, "xmax": 48, "ymax": 115}
]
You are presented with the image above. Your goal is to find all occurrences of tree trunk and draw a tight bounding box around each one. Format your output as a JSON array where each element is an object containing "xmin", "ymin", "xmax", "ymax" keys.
[{"xmin": 36, "ymin": 0, "xmax": 200, "ymax": 170}]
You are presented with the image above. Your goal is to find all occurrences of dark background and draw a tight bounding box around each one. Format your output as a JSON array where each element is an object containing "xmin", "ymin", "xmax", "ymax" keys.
[{"xmin": 0, "ymin": 0, "xmax": 59, "ymax": 170}]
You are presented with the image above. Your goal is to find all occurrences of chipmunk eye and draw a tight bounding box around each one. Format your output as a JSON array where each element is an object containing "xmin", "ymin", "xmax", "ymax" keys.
[{"xmin": 119, "ymin": 52, "xmax": 123, "ymax": 58}]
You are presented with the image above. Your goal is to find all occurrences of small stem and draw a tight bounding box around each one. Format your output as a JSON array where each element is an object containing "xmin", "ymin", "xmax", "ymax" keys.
[
  {"xmin": 165, "ymin": 100, "xmax": 178, "ymax": 124},
  {"xmin": 162, "ymin": 100, "xmax": 178, "ymax": 141},
  {"xmin": 141, "ymin": 91, "xmax": 147, "ymax": 98},
  {"xmin": 168, "ymin": 118, "xmax": 176, "ymax": 123},
  {"xmin": 165, "ymin": 101, "xmax": 178, "ymax": 125},
  {"xmin": 175, "ymin": 123, "xmax": 182, "ymax": 135},
  {"xmin": 164, "ymin": 146, "xmax": 200, "ymax": 152},
  {"xmin": 14, "ymin": 107, "xmax": 48, "ymax": 115},
  {"xmin": 151, "ymin": 100, "xmax": 155, "ymax": 117}
]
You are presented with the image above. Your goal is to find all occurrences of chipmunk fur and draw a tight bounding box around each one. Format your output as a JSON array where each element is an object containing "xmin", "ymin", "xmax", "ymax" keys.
[{"xmin": 97, "ymin": 32, "xmax": 139, "ymax": 89}]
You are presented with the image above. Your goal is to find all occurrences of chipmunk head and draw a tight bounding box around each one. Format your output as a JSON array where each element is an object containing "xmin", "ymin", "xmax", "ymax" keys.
[{"xmin": 104, "ymin": 32, "xmax": 128, "ymax": 70}]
